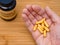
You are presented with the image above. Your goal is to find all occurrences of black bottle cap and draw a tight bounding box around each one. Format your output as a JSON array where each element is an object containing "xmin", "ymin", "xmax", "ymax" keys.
[{"xmin": 0, "ymin": 0, "xmax": 16, "ymax": 11}]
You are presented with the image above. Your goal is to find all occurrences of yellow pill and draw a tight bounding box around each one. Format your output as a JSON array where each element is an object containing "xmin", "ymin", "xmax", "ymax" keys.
[
  {"xmin": 38, "ymin": 27, "xmax": 44, "ymax": 33},
  {"xmin": 33, "ymin": 25, "xmax": 37, "ymax": 31},
  {"xmin": 43, "ymin": 30, "xmax": 47, "ymax": 37},
  {"xmin": 42, "ymin": 23, "xmax": 44, "ymax": 27},
  {"xmin": 44, "ymin": 26, "xmax": 49, "ymax": 32},
  {"xmin": 36, "ymin": 18, "xmax": 45, "ymax": 24},
  {"xmin": 38, "ymin": 24, "xmax": 43, "ymax": 30},
  {"xmin": 44, "ymin": 21, "xmax": 49, "ymax": 27}
]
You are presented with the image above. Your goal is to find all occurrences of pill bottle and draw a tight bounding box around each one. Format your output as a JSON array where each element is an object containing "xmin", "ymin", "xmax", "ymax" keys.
[{"xmin": 0, "ymin": 0, "xmax": 17, "ymax": 21}]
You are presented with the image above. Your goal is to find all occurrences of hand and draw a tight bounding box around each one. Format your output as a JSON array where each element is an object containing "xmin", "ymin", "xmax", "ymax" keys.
[{"xmin": 22, "ymin": 5, "xmax": 60, "ymax": 45}]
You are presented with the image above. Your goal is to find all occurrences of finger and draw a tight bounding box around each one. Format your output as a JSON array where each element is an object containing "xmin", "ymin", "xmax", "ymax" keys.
[
  {"xmin": 42, "ymin": 13, "xmax": 49, "ymax": 19},
  {"xmin": 31, "ymin": 5, "xmax": 43, "ymax": 20},
  {"xmin": 26, "ymin": 5, "xmax": 33, "ymax": 12},
  {"xmin": 32, "ymin": 5, "xmax": 45, "ymax": 15},
  {"xmin": 32, "ymin": 5, "xmax": 41, "ymax": 13},
  {"xmin": 45, "ymin": 6, "xmax": 60, "ymax": 22},
  {"xmin": 22, "ymin": 14, "xmax": 33, "ymax": 32},
  {"xmin": 23, "ymin": 8, "xmax": 30, "ymax": 15}
]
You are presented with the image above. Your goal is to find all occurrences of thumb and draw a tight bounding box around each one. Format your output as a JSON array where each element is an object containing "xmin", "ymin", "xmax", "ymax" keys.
[{"xmin": 45, "ymin": 6, "xmax": 60, "ymax": 22}]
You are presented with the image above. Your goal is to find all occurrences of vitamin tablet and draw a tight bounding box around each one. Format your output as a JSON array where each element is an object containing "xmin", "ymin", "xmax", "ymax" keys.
[
  {"xmin": 42, "ymin": 23, "xmax": 44, "ymax": 27},
  {"xmin": 36, "ymin": 18, "xmax": 45, "ymax": 24},
  {"xmin": 38, "ymin": 24, "xmax": 43, "ymax": 31},
  {"xmin": 33, "ymin": 18, "xmax": 50, "ymax": 38},
  {"xmin": 38, "ymin": 27, "xmax": 44, "ymax": 33},
  {"xmin": 44, "ymin": 26, "xmax": 49, "ymax": 32},
  {"xmin": 44, "ymin": 21, "xmax": 49, "ymax": 27},
  {"xmin": 43, "ymin": 30, "xmax": 47, "ymax": 37},
  {"xmin": 33, "ymin": 25, "xmax": 37, "ymax": 31}
]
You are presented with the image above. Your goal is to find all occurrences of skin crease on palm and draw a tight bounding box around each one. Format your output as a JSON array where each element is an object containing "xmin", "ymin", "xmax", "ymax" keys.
[{"xmin": 22, "ymin": 5, "xmax": 60, "ymax": 45}]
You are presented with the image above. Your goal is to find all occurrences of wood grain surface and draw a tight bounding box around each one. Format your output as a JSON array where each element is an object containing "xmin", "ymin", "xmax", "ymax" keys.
[{"xmin": 0, "ymin": 0, "xmax": 60, "ymax": 45}]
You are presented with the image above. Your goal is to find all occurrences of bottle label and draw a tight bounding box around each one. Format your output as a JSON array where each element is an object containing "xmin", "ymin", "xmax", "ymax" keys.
[{"xmin": 0, "ymin": 9, "xmax": 17, "ymax": 20}]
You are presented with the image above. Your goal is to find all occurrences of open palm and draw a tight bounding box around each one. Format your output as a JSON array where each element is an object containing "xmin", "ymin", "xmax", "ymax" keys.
[{"xmin": 22, "ymin": 5, "xmax": 60, "ymax": 45}]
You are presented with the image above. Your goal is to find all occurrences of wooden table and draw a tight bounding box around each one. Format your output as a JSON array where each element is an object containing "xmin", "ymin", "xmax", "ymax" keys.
[{"xmin": 0, "ymin": 0, "xmax": 60, "ymax": 45}]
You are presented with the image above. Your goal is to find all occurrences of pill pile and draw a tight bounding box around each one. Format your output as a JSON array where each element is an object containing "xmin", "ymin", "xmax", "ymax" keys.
[{"xmin": 33, "ymin": 18, "xmax": 50, "ymax": 37}]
